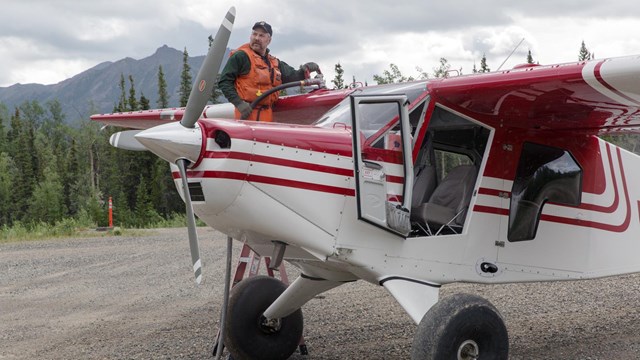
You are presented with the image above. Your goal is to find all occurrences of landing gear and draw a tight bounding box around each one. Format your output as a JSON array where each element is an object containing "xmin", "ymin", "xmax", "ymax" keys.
[
  {"xmin": 224, "ymin": 276, "xmax": 303, "ymax": 360},
  {"xmin": 411, "ymin": 293, "xmax": 509, "ymax": 360}
]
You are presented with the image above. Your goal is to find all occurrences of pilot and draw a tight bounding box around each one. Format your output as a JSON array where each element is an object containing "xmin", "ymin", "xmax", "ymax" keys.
[{"xmin": 218, "ymin": 21, "xmax": 320, "ymax": 122}]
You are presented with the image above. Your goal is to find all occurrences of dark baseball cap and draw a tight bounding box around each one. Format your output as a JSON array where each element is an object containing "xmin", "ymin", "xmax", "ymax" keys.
[{"xmin": 252, "ymin": 21, "xmax": 272, "ymax": 36}]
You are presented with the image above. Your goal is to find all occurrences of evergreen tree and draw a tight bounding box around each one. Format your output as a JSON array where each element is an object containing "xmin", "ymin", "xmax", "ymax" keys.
[
  {"xmin": 179, "ymin": 47, "xmax": 193, "ymax": 107},
  {"xmin": 133, "ymin": 175, "xmax": 162, "ymax": 227},
  {"xmin": 479, "ymin": 54, "xmax": 490, "ymax": 73},
  {"xmin": 44, "ymin": 100, "xmax": 68, "ymax": 186},
  {"xmin": 76, "ymin": 120, "xmax": 109, "ymax": 224},
  {"xmin": 0, "ymin": 152, "xmax": 16, "ymax": 225},
  {"xmin": 111, "ymin": 188, "xmax": 133, "ymax": 227},
  {"xmin": 578, "ymin": 40, "xmax": 593, "ymax": 61},
  {"xmin": 128, "ymin": 75, "xmax": 138, "ymax": 111},
  {"xmin": 433, "ymin": 58, "xmax": 452, "ymax": 78},
  {"xmin": 116, "ymin": 73, "xmax": 127, "ymax": 112},
  {"xmin": 0, "ymin": 105, "xmax": 7, "ymax": 154},
  {"xmin": 150, "ymin": 159, "xmax": 183, "ymax": 217},
  {"xmin": 139, "ymin": 93, "xmax": 150, "ymax": 110},
  {"xmin": 472, "ymin": 63, "xmax": 478, "ymax": 74},
  {"xmin": 32, "ymin": 130, "xmax": 57, "ymax": 194},
  {"xmin": 65, "ymin": 137, "xmax": 80, "ymax": 216},
  {"xmin": 526, "ymin": 49, "xmax": 534, "ymax": 64},
  {"xmin": 157, "ymin": 65, "xmax": 170, "ymax": 108},
  {"xmin": 26, "ymin": 153, "xmax": 65, "ymax": 225},
  {"xmin": 9, "ymin": 109, "xmax": 37, "ymax": 220},
  {"xmin": 332, "ymin": 62, "xmax": 345, "ymax": 89}
]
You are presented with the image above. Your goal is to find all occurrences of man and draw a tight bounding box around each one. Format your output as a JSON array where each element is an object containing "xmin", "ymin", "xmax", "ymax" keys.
[{"xmin": 218, "ymin": 21, "xmax": 320, "ymax": 122}]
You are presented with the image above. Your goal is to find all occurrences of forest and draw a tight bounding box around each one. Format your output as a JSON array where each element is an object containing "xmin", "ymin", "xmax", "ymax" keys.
[{"xmin": 1, "ymin": 41, "xmax": 637, "ymax": 239}]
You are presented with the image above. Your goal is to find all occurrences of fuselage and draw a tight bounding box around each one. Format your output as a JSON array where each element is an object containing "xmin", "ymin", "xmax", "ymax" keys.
[{"xmin": 165, "ymin": 62, "xmax": 640, "ymax": 290}]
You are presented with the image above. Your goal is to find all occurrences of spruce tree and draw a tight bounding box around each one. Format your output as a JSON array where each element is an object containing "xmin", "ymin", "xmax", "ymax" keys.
[
  {"xmin": 0, "ymin": 152, "xmax": 16, "ymax": 225},
  {"xmin": 128, "ymin": 75, "xmax": 138, "ymax": 111},
  {"xmin": 133, "ymin": 175, "xmax": 162, "ymax": 227},
  {"xmin": 26, "ymin": 153, "xmax": 65, "ymax": 225},
  {"xmin": 0, "ymin": 107, "xmax": 6, "ymax": 154},
  {"xmin": 116, "ymin": 73, "xmax": 127, "ymax": 112},
  {"xmin": 578, "ymin": 41, "xmax": 592, "ymax": 61},
  {"xmin": 332, "ymin": 62, "xmax": 345, "ymax": 89},
  {"xmin": 479, "ymin": 54, "xmax": 490, "ymax": 73},
  {"xmin": 139, "ymin": 93, "xmax": 150, "ymax": 110},
  {"xmin": 526, "ymin": 50, "xmax": 534, "ymax": 64},
  {"xmin": 157, "ymin": 65, "xmax": 170, "ymax": 108},
  {"xmin": 179, "ymin": 47, "xmax": 193, "ymax": 107},
  {"xmin": 9, "ymin": 109, "xmax": 37, "ymax": 221}
]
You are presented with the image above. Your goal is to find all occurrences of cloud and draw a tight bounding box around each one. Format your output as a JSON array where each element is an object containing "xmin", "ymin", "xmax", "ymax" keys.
[{"xmin": 1, "ymin": 0, "xmax": 640, "ymax": 87}]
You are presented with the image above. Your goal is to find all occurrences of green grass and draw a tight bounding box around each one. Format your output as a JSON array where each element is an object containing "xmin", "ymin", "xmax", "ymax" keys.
[{"xmin": 0, "ymin": 213, "xmax": 202, "ymax": 243}]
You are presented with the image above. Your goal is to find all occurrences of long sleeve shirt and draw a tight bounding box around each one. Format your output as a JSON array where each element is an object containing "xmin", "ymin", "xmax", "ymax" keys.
[{"xmin": 218, "ymin": 48, "xmax": 305, "ymax": 107}]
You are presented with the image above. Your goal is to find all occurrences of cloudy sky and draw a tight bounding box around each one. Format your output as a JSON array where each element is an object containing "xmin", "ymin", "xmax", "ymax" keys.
[{"xmin": 2, "ymin": 0, "xmax": 640, "ymax": 88}]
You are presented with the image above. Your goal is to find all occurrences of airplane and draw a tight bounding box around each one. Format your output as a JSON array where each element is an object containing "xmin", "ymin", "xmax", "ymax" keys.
[{"xmin": 91, "ymin": 6, "xmax": 640, "ymax": 360}]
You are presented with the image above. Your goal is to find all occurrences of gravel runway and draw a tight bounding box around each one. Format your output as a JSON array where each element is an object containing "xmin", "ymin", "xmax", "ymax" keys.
[{"xmin": 2, "ymin": 227, "xmax": 640, "ymax": 359}]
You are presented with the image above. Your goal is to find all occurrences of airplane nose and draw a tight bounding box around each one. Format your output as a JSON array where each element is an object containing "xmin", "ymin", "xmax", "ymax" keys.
[{"xmin": 135, "ymin": 122, "xmax": 203, "ymax": 165}]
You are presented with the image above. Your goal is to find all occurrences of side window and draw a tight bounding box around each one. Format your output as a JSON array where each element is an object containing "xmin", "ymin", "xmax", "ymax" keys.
[
  {"xmin": 508, "ymin": 142, "xmax": 582, "ymax": 241},
  {"xmin": 434, "ymin": 149, "xmax": 473, "ymax": 181}
]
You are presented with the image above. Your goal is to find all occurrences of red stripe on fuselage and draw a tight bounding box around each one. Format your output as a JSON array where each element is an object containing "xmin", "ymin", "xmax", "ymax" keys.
[
  {"xmin": 202, "ymin": 150, "xmax": 354, "ymax": 177},
  {"xmin": 173, "ymin": 170, "xmax": 355, "ymax": 196}
]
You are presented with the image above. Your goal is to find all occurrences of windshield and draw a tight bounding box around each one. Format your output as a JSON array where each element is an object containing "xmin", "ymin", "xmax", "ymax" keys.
[{"xmin": 313, "ymin": 81, "xmax": 429, "ymax": 132}]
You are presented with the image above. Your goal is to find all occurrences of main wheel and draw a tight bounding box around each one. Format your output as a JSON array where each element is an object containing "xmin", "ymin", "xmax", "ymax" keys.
[
  {"xmin": 224, "ymin": 276, "xmax": 303, "ymax": 360},
  {"xmin": 411, "ymin": 293, "xmax": 508, "ymax": 360}
]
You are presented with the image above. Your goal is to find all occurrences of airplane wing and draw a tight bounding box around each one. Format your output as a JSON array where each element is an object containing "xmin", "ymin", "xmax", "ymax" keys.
[
  {"xmin": 90, "ymin": 88, "xmax": 353, "ymax": 129},
  {"xmin": 432, "ymin": 55, "xmax": 640, "ymax": 135}
]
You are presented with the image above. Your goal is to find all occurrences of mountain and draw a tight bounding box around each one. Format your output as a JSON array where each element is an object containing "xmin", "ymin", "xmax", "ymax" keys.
[{"xmin": 0, "ymin": 45, "xmax": 230, "ymax": 124}]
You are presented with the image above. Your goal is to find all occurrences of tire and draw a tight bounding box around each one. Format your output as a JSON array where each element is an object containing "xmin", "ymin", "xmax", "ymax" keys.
[
  {"xmin": 224, "ymin": 276, "xmax": 303, "ymax": 360},
  {"xmin": 411, "ymin": 293, "xmax": 509, "ymax": 360}
]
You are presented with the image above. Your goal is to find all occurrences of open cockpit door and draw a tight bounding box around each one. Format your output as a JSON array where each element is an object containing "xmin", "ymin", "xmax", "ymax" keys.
[{"xmin": 351, "ymin": 95, "xmax": 414, "ymax": 236}]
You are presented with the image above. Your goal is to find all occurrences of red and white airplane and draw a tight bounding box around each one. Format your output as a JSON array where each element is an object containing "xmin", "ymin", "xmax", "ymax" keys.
[{"xmin": 92, "ymin": 7, "xmax": 640, "ymax": 360}]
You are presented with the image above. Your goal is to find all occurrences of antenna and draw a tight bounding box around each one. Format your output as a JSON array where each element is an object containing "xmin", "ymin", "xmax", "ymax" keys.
[{"xmin": 496, "ymin": 38, "xmax": 525, "ymax": 71}]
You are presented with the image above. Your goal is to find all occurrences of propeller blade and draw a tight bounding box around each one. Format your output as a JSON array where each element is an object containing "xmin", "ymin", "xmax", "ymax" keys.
[
  {"xmin": 176, "ymin": 158, "xmax": 202, "ymax": 284},
  {"xmin": 181, "ymin": 7, "xmax": 236, "ymax": 129}
]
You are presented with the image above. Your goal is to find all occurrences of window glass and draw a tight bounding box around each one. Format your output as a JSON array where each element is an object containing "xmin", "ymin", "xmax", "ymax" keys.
[{"xmin": 314, "ymin": 81, "xmax": 428, "ymax": 131}]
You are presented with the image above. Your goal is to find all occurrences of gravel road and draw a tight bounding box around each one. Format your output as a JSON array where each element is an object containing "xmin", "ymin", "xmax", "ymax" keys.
[{"xmin": 2, "ymin": 227, "xmax": 640, "ymax": 359}]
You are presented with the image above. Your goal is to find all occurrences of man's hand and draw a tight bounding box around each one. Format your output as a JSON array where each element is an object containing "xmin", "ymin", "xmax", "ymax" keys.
[
  {"xmin": 303, "ymin": 62, "xmax": 321, "ymax": 78},
  {"xmin": 237, "ymin": 101, "xmax": 252, "ymax": 119}
]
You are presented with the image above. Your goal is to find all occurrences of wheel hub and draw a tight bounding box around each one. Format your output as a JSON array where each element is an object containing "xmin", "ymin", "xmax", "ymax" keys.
[
  {"xmin": 457, "ymin": 339, "xmax": 479, "ymax": 360},
  {"xmin": 258, "ymin": 315, "xmax": 282, "ymax": 334}
]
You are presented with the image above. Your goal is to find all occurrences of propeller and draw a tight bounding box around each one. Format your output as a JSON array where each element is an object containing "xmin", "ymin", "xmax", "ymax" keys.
[
  {"xmin": 176, "ymin": 6, "xmax": 235, "ymax": 284},
  {"xmin": 181, "ymin": 8, "xmax": 235, "ymax": 128}
]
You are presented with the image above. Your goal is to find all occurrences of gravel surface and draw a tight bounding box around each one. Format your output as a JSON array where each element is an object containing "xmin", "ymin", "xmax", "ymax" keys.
[{"xmin": 2, "ymin": 227, "xmax": 640, "ymax": 359}]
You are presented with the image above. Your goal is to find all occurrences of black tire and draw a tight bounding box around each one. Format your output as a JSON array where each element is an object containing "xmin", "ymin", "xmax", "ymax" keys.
[
  {"xmin": 224, "ymin": 276, "xmax": 303, "ymax": 360},
  {"xmin": 411, "ymin": 293, "xmax": 509, "ymax": 360}
]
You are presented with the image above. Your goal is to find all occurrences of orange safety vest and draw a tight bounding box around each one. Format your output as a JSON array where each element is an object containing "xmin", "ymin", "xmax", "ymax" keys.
[{"xmin": 232, "ymin": 43, "xmax": 282, "ymax": 122}]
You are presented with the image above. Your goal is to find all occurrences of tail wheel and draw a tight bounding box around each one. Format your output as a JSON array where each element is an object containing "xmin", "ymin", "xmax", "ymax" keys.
[
  {"xmin": 411, "ymin": 293, "xmax": 509, "ymax": 360},
  {"xmin": 224, "ymin": 276, "xmax": 303, "ymax": 360}
]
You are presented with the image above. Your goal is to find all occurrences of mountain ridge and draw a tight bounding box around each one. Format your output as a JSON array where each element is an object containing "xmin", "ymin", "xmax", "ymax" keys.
[{"xmin": 0, "ymin": 45, "xmax": 229, "ymax": 123}]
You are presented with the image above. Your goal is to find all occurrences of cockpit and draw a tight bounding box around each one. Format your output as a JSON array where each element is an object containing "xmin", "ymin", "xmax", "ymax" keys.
[{"xmin": 313, "ymin": 81, "xmax": 429, "ymax": 137}]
